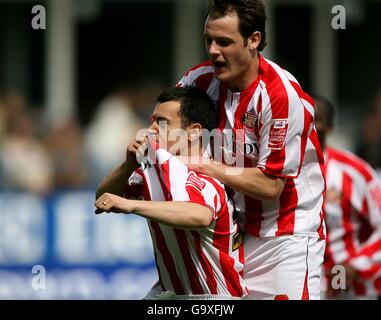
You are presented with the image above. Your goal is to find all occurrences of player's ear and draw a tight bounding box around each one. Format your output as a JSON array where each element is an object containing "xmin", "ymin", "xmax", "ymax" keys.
[
  {"xmin": 248, "ymin": 31, "xmax": 261, "ymax": 50},
  {"xmin": 188, "ymin": 123, "xmax": 202, "ymax": 142}
]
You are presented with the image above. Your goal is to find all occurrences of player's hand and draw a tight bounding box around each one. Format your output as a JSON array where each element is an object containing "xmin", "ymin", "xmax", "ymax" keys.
[
  {"xmin": 186, "ymin": 157, "xmax": 224, "ymax": 177},
  {"xmin": 95, "ymin": 192, "xmax": 134, "ymax": 214},
  {"xmin": 126, "ymin": 129, "xmax": 157, "ymax": 165}
]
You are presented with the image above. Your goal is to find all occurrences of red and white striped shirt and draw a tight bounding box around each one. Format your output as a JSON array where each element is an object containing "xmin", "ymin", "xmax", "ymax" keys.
[
  {"xmin": 324, "ymin": 147, "xmax": 381, "ymax": 296},
  {"xmin": 178, "ymin": 54, "xmax": 326, "ymax": 238},
  {"xmin": 127, "ymin": 143, "xmax": 247, "ymax": 299}
]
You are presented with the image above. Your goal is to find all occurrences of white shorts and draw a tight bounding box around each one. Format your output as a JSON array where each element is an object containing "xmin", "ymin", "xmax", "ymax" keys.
[{"xmin": 243, "ymin": 234, "xmax": 326, "ymax": 300}]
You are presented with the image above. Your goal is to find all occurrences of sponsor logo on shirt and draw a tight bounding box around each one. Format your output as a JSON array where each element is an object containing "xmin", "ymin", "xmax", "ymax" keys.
[
  {"xmin": 186, "ymin": 173, "xmax": 206, "ymax": 191},
  {"xmin": 267, "ymin": 119, "xmax": 288, "ymax": 150}
]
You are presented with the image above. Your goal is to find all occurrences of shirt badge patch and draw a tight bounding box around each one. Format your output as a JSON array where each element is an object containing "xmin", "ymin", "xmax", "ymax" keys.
[
  {"xmin": 240, "ymin": 111, "xmax": 257, "ymax": 132},
  {"xmin": 267, "ymin": 119, "xmax": 288, "ymax": 150}
]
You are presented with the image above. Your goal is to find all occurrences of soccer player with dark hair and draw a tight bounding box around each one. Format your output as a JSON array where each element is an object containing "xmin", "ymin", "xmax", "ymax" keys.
[
  {"xmin": 95, "ymin": 86, "xmax": 248, "ymax": 300},
  {"xmin": 177, "ymin": 0, "xmax": 326, "ymax": 299}
]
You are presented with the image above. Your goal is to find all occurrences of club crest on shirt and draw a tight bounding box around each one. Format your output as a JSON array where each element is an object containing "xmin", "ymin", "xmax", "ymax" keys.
[
  {"xmin": 240, "ymin": 110, "xmax": 257, "ymax": 132},
  {"xmin": 186, "ymin": 173, "xmax": 206, "ymax": 191}
]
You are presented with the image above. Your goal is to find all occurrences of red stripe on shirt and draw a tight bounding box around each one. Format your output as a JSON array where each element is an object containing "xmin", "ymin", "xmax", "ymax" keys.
[
  {"xmin": 191, "ymin": 231, "xmax": 218, "ymax": 294},
  {"xmin": 174, "ymin": 229, "xmax": 204, "ymax": 294},
  {"xmin": 360, "ymin": 196, "xmax": 370, "ymax": 219},
  {"xmin": 244, "ymin": 196, "xmax": 264, "ymax": 237},
  {"xmin": 149, "ymin": 221, "xmax": 185, "ymax": 295},
  {"xmin": 242, "ymin": 99, "xmax": 264, "ymax": 236},
  {"xmin": 141, "ymin": 181, "xmax": 166, "ymax": 291},
  {"xmin": 195, "ymin": 72, "xmax": 214, "ymax": 92},
  {"xmin": 357, "ymin": 264, "xmax": 381, "ymax": 280},
  {"xmin": 200, "ymin": 175, "xmax": 244, "ymax": 297},
  {"xmin": 154, "ymin": 163, "xmax": 172, "ymax": 201},
  {"xmin": 374, "ymin": 276, "xmax": 381, "ymax": 294},
  {"xmin": 254, "ymin": 93, "xmax": 263, "ymax": 138},
  {"xmin": 234, "ymin": 87, "xmax": 257, "ymax": 126},
  {"xmin": 342, "ymin": 173, "xmax": 356, "ymax": 258},
  {"xmin": 290, "ymin": 80, "xmax": 315, "ymax": 107},
  {"xmin": 276, "ymin": 179, "xmax": 297, "ymax": 236},
  {"xmin": 209, "ymin": 178, "xmax": 243, "ymax": 297},
  {"xmin": 328, "ymin": 148, "xmax": 373, "ymax": 183},
  {"xmin": 215, "ymin": 83, "xmax": 229, "ymax": 164},
  {"xmin": 217, "ymin": 83, "xmax": 228, "ymax": 131},
  {"xmin": 355, "ymin": 238, "xmax": 381, "ymax": 258},
  {"xmin": 317, "ymin": 210, "xmax": 326, "ymax": 240},
  {"xmin": 152, "ymin": 251, "xmax": 166, "ymax": 291},
  {"xmin": 354, "ymin": 280, "xmax": 366, "ymax": 296},
  {"xmin": 239, "ymin": 244, "xmax": 245, "ymax": 279},
  {"xmin": 183, "ymin": 175, "xmax": 219, "ymax": 294},
  {"xmin": 312, "ymin": 129, "xmax": 327, "ymax": 242},
  {"xmin": 141, "ymin": 174, "xmax": 183, "ymax": 294},
  {"xmin": 263, "ymin": 69, "xmax": 289, "ymax": 176},
  {"xmin": 298, "ymin": 107, "xmax": 313, "ymax": 176}
]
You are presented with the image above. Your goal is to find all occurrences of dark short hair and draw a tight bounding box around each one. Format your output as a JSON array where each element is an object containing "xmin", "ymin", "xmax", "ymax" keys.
[
  {"xmin": 207, "ymin": 0, "xmax": 267, "ymax": 51},
  {"xmin": 312, "ymin": 94, "xmax": 336, "ymax": 128},
  {"xmin": 156, "ymin": 86, "xmax": 217, "ymax": 132}
]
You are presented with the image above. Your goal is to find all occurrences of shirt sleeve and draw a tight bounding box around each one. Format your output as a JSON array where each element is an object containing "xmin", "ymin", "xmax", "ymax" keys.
[
  {"xmin": 157, "ymin": 152, "xmax": 220, "ymax": 222},
  {"xmin": 184, "ymin": 173, "xmax": 220, "ymax": 221},
  {"xmin": 177, "ymin": 72, "xmax": 192, "ymax": 88},
  {"xmin": 257, "ymin": 89, "xmax": 314, "ymax": 178},
  {"xmin": 176, "ymin": 61, "xmax": 215, "ymax": 91}
]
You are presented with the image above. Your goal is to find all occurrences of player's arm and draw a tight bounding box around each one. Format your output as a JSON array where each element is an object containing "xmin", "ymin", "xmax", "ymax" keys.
[
  {"xmin": 190, "ymin": 93, "xmax": 310, "ymax": 201},
  {"xmin": 95, "ymin": 136, "xmax": 149, "ymax": 199},
  {"xmin": 95, "ymin": 162, "xmax": 133, "ymax": 199},
  {"xmin": 190, "ymin": 162, "xmax": 285, "ymax": 201},
  {"xmin": 95, "ymin": 192, "xmax": 213, "ymax": 229}
]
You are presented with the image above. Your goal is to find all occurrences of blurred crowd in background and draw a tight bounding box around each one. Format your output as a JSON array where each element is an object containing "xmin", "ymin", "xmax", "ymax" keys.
[
  {"xmin": 0, "ymin": 84, "xmax": 163, "ymax": 195},
  {"xmin": 356, "ymin": 89, "xmax": 381, "ymax": 175}
]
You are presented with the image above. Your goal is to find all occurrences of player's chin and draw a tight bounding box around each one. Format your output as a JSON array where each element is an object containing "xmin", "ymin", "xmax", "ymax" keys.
[{"xmin": 214, "ymin": 70, "xmax": 231, "ymax": 82}]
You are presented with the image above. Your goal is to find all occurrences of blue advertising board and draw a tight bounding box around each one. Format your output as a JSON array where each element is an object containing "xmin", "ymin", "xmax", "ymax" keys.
[{"xmin": 0, "ymin": 191, "xmax": 157, "ymax": 299}]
